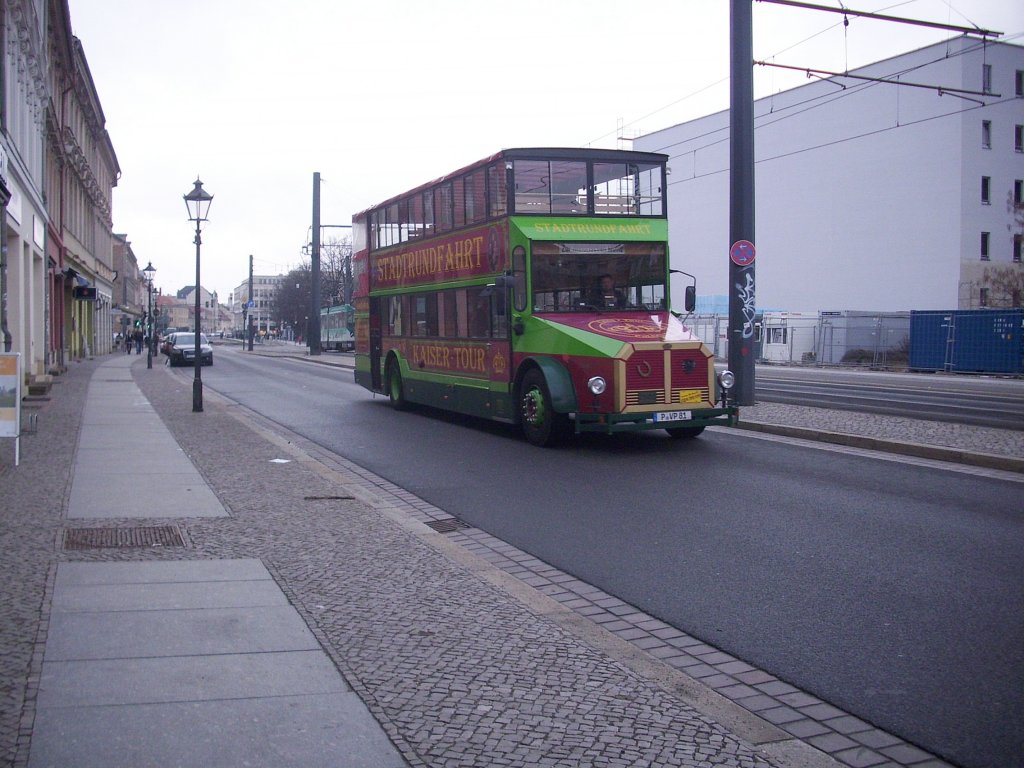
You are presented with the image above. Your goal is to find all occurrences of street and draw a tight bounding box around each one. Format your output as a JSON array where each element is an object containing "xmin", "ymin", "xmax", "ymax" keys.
[{"xmin": 197, "ymin": 346, "xmax": 1023, "ymax": 768}]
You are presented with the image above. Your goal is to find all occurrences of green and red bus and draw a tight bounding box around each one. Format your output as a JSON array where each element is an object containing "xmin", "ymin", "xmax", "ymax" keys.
[{"xmin": 351, "ymin": 148, "xmax": 737, "ymax": 446}]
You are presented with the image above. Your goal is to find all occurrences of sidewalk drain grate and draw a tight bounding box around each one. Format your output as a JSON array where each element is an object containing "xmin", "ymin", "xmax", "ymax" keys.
[
  {"xmin": 63, "ymin": 526, "xmax": 185, "ymax": 550},
  {"xmin": 304, "ymin": 495, "xmax": 354, "ymax": 501},
  {"xmin": 424, "ymin": 517, "xmax": 471, "ymax": 533}
]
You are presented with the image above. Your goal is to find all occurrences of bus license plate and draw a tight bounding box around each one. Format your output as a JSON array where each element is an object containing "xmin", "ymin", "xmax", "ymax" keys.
[{"xmin": 653, "ymin": 411, "xmax": 692, "ymax": 423}]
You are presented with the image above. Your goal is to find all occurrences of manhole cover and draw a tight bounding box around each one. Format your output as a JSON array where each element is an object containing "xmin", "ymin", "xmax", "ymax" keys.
[
  {"xmin": 63, "ymin": 526, "xmax": 186, "ymax": 550},
  {"xmin": 423, "ymin": 518, "xmax": 471, "ymax": 534}
]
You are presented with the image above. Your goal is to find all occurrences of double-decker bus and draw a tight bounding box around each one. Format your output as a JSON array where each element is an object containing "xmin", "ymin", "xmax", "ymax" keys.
[
  {"xmin": 320, "ymin": 303, "xmax": 355, "ymax": 351},
  {"xmin": 351, "ymin": 148, "xmax": 737, "ymax": 446}
]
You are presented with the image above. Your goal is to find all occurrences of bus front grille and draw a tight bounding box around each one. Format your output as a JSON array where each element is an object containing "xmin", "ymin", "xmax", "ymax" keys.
[{"xmin": 623, "ymin": 348, "xmax": 712, "ymax": 410}]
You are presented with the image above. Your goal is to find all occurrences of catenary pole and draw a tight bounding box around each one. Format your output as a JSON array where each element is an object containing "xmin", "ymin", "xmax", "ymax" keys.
[
  {"xmin": 728, "ymin": 0, "xmax": 756, "ymax": 406},
  {"xmin": 309, "ymin": 172, "xmax": 322, "ymax": 355},
  {"xmin": 247, "ymin": 254, "xmax": 254, "ymax": 351}
]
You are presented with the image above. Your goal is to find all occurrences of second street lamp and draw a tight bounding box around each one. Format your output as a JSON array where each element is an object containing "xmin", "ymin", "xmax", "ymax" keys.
[
  {"xmin": 142, "ymin": 261, "xmax": 156, "ymax": 369},
  {"xmin": 183, "ymin": 178, "xmax": 213, "ymax": 413}
]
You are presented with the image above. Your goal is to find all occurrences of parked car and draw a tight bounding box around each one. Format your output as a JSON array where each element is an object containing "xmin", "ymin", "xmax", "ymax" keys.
[
  {"xmin": 159, "ymin": 332, "xmax": 177, "ymax": 356},
  {"xmin": 166, "ymin": 332, "xmax": 213, "ymax": 367}
]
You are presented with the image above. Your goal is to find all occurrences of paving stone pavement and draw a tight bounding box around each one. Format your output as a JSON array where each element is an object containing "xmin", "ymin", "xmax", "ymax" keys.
[{"xmin": 2, "ymin": 351, "xmax": 1015, "ymax": 768}]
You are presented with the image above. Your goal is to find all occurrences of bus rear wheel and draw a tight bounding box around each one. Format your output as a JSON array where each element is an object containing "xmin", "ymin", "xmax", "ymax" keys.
[
  {"xmin": 519, "ymin": 369, "xmax": 570, "ymax": 447},
  {"xmin": 666, "ymin": 425, "xmax": 705, "ymax": 439},
  {"xmin": 387, "ymin": 360, "xmax": 408, "ymax": 411}
]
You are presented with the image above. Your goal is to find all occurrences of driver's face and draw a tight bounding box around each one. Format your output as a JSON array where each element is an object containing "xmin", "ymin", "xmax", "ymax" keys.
[{"xmin": 600, "ymin": 277, "xmax": 613, "ymax": 291}]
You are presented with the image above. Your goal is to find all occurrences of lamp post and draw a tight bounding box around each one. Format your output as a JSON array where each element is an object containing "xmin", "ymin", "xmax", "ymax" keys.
[
  {"xmin": 183, "ymin": 178, "xmax": 213, "ymax": 412},
  {"xmin": 142, "ymin": 261, "xmax": 156, "ymax": 369}
]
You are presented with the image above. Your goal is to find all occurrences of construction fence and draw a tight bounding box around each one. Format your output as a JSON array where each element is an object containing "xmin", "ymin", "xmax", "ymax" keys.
[{"xmin": 688, "ymin": 309, "xmax": 1023, "ymax": 374}]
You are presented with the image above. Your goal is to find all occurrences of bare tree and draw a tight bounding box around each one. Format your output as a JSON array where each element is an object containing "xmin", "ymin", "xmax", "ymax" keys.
[{"xmin": 320, "ymin": 236, "xmax": 353, "ymax": 306}]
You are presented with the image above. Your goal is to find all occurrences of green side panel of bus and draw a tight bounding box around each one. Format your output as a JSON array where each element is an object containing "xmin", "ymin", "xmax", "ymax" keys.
[{"xmin": 510, "ymin": 217, "xmax": 668, "ymax": 244}]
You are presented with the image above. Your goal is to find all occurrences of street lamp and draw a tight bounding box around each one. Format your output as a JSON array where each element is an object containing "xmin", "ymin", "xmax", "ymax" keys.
[
  {"xmin": 184, "ymin": 178, "xmax": 213, "ymax": 412},
  {"xmin": 142, "ymin": 261, "xmax": 156, "ymax": 369}
]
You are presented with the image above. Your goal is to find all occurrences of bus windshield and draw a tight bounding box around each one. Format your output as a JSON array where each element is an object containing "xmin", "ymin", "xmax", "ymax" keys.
[{"xmin": 531, "ymin": 241, "xmax": 666, "ymax": 312}]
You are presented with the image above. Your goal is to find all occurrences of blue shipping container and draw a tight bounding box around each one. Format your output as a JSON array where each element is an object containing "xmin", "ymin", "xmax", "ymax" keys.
[{"xmin": 909, "ymin": 310, "xmax": 1024, "ymax": 374}]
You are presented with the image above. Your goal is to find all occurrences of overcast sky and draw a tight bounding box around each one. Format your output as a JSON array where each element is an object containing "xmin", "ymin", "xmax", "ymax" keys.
[{"xmin": 66, "ymin": 0, "xmax": 1022, "ymax": 301}]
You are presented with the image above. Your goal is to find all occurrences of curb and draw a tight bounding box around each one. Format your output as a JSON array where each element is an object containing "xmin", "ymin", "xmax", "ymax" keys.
[{"xmin": 737, "ymin": 420, "xmax": 1024, "ymax": 474}]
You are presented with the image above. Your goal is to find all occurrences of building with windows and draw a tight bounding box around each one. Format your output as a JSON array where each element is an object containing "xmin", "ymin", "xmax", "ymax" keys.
[
  {"xmin": 1, "ymin": 0, "xmax": 119, "ymax": 386},
  {"xmin": 634, "ymin": 37, "xmax": 1023, "ymax": 312},
  {"xmin": 230, "ymin": 274, "xmax": 283, "ymax": 336}
]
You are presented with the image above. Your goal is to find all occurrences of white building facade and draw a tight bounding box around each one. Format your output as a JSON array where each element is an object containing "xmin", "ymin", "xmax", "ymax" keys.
[
  {"xmin": 230, "ymin": 274, "xmax": 282, "ymax": 335},
  {"xmin": 634, "ymin": 37, "xmax": 1024, "ymax": 313}
]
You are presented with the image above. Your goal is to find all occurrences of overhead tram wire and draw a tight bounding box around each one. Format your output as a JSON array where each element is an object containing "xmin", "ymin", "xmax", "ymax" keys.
[
  {"xmin": 663, "ymin": 93, "xmax": 1018, "ymax": 187},
  {"xmin": 646, "ymin": 33, "xmax": 1011, "ymax": 161},
  {"xmin": 753, "ymin": 0, "xmax": 1001, "ymax": 38},
  {"xmin": 582, "ymin": 0, "xmax": 948, "ymax": 149},
  {"xmin": 754, "ymin": 60, "xmax": 1000, "ymax": 98}
]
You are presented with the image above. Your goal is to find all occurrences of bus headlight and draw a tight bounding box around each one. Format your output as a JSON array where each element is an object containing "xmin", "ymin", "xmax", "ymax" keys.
[
  {"xmin": 718, "ymin": 370, "xmax": 735, "ymax": 390},
  {"xmin": 587, "ymin": 376, "xmax": 607, "ymax": 395}
]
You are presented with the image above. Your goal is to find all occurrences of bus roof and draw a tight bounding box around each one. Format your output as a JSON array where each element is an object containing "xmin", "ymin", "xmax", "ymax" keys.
[{"xmin": 352, "ymin": 147, "xmax": 669, "ymax": 220}]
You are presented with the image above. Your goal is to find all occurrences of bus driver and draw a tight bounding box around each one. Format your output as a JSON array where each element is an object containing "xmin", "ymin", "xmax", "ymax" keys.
[{"xmin": 591, "ymin": 274, "xmax": 626, "ymax": 309}]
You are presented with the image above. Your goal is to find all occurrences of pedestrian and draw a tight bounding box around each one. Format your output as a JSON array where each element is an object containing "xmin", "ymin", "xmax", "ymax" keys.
[{"xmin": 133, "ymin": 328, "xmax": 143, "ymax": 354}]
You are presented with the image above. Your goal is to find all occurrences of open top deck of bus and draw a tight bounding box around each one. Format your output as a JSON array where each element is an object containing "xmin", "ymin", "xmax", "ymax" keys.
[{"xmin": 354, "ymin": 147, "xmax": 669, "ymax": 223}]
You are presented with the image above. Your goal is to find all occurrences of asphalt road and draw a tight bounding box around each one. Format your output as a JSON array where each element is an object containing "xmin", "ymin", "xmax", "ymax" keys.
[{"xmin": 196, "ymin": 346, "xmax": 1024, "ymax": 768}]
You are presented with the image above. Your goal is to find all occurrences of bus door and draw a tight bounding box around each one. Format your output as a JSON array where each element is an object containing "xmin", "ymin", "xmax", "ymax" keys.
[
  {"xmin": 489, "ymin": 279, "xmax": 514, "ymax": 419},
  {"xmin": 369, "ymin": 297, "xmax": 383, "ymax": 391}
]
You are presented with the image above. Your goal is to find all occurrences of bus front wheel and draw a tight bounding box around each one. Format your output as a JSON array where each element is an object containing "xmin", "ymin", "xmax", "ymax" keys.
[
  {"xmin": 387, "ymin": 360, "xmax": 408, "ymax": 411},
  {"xmin": 519, "ymin": 369, "xmax": 570, "ymax": 447}
]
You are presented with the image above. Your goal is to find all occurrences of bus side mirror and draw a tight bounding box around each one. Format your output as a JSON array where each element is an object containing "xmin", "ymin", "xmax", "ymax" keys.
[
  {"xmin": 684, "ymin": 285, "xmax": 696, "ymax": 313},
  {"xmin": 513, "ymin": 317, "xmax": 525, "ymax": 335}
]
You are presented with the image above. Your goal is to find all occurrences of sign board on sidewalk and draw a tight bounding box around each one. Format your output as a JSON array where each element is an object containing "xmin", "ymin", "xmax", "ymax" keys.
[{"xmin": 0, "ymin": 353, "xmax": 21, "ymax": 466}]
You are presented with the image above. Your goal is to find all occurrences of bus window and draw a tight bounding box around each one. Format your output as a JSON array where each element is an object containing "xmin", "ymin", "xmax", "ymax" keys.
[
  {"xmin": 490, "ymin": 285, "xmax": 508, "ymax": 338},
  {"xmin": 398, "ymin": 198, "xmax": 409, "ymax": 243},
  {"xmin": 453, "ymin": 177, "xmax": 466, "ymax": 229},
  {"xmin": 440, "ymin": 290, "xmax": 458, "ymax": 338},
  {"xmin": 387, "ymin": 295, "xmax": 402, "ymax": 336},
  {"xmin": 423, "ymin": 190, "xmax": 435, "ymax": 238},
  {"xmin": 550, "ymin": 161, "xmax": 587, "ymax": 214},
  {"xmin": 386, "ymin": 202, "xmax": 400, "ymax": 246},
  {"xmin": 407, "ymin": 194, "xmax": 424, "ymax": 241},
  {"xmin": 425, "ymin": 294, "xmax": 438, "ymax": 336},
  {"xmin": 465, "ymin": 169, "xmax": 485, "ymax": 225},
  {"xmin": 592, "ymin": 162, "xmax": 663, "ymax": 216},
  {"xmin": 487, "ymin": 163, "xmax": 507, "ymax": 218},
  {"xmin": 512, "ymin": 245, "xmax": 527, "ymax": 312},
  {"xmin": 411, "ymin": 294, "xmax": 438, "ymax": 337},
  {"xmin": 467, "ymin": 287, "xmax": 490, "ymax": 338},
  {"xmin": 454, "ymin": 290, "xmax": 469, "ymax": 337},
  {"xmin": 435, "ymin": 183, "xmax": 453, "ymax": 233},
  {"xmin": 513, "ymin": 160, "xmax": 550, "ymax": 214}
]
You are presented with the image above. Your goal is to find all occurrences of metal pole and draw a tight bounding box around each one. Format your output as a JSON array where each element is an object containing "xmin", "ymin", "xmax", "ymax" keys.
[
  {"xmin": 0, "ymin": 179, "xmax": 12, "ymax": 352},
  {"xmin": 728, "ymin": 0, "xmax": 756, "ymax": 406},
  {"xmin": 309, "ymin": 172, "xmax": 322, "ymax": 355},
  {"xmin": 193, "ymin": 220, "xmax": 203, "ymax": 412},
  {"xmin": 146, "ymin": 278, "xmax": 153, "ymax": 368},
  {"xmin": 247, "ymin": 254, "xmax": 254, "ymax": 351}
]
